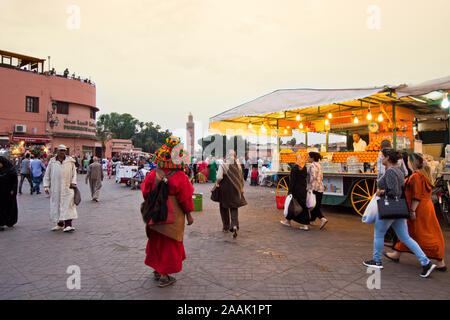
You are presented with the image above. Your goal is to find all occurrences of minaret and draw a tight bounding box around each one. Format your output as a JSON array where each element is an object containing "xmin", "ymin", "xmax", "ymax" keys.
[{"xmin": 186, "ymin": 113, "xmax": 195, "ymax": 156}]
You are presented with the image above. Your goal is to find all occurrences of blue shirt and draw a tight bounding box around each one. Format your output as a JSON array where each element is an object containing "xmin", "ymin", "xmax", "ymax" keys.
[{"xmin": 30, "ymin": 159, "xmax": 46, "ymax": 177}]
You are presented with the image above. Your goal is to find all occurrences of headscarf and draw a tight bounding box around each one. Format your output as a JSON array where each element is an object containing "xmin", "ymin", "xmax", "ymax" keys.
[
  {"xmin": 153, "ymin": 136, "xmax": 191, "ymax": 170},
  {"xmin": 222, "ymin": 150, "xmax": 244, "ymax": 194}
]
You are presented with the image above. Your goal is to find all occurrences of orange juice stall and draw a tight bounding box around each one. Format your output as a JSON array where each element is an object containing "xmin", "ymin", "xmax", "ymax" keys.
[{"xmin": 209, "ymin": 86, "xmax": 431, "ymax": 215}]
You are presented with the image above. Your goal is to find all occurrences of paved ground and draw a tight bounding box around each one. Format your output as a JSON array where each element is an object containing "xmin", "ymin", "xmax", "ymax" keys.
[{"xmin": 1, "ymin": 175, "xmax": 449, "ymax": 300}]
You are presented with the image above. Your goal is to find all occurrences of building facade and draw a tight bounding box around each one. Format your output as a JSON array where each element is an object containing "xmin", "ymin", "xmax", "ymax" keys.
[
  {"xmin": 0, "ymin": 50, "xmax": 99, "ymax": 158},
  {"xmin": 104, "ymin": 139, "xmax": 134, "ymax": 159}
]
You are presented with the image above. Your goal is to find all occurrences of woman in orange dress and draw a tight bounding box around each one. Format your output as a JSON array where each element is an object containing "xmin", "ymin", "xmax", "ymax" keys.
[{"xmin": 385, "ymin": 153, "xmax": 446, "ymax": 271}]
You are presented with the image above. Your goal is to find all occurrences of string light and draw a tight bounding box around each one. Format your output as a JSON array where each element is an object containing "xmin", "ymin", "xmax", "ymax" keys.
[
  {"xmin": 354, "ymin": 116, "xmax": 359, "ymax": 124},
  {"xmin": 327, "ymin": 113, "xmax": 332, "ymax": 119},
  {"xmin": 296, "ymin": 114, "xmax": 301, "ymax": 121}
]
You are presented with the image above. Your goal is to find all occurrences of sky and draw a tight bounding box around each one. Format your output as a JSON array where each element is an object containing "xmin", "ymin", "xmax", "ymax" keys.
[{"xmin": 1, "ymin": 0, "xmax": 450, "ymax": 149}]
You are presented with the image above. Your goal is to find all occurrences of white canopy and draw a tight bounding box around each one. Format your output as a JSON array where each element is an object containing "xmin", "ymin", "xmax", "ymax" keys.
[
  {"xmin": 210, "ymin": 87, "xmax": 386, "ymax": 123},
  {"xmin": 396, "ymin": 75, "xmax": 450, "ymax": 98}
]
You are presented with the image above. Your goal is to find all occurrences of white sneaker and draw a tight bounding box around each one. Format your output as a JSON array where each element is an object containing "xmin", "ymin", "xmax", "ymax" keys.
[
  {"xmin": 280, "ymin": 220, "xmax": 291, "ymax": 227},
  {"xmin": 63, "ymin": 226, "xmax": 75, "ymax": 232},
  {"xmin": 299, "ymin": 226, "xmax": 309, "ymax": 231},
  {"xmin": 320, "ymin": 218, "xmax": 328, "ymax": 230},
  {"xmin": 51, "ymin": 225, "xmax": 63, "ymax": 231}
]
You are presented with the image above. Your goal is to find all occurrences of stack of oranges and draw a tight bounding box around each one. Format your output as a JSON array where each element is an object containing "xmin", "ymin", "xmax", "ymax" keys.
[
  {"xmin": 331, "ymin": 152, "xmax": 378, "ymax": 163},
  {"xmin": 365, "ymin": 138, "xmax": 384, "ymax": 152}
]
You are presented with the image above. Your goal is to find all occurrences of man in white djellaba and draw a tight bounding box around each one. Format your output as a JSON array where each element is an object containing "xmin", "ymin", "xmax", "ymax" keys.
[{"xmin": 43, "ymin": 145, "xmax": 78, "ymax": 232}]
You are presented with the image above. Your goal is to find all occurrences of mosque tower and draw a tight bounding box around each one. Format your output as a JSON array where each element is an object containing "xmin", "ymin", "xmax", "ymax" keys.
[{"xmin": 186, "ymin": 113, "xmax": 195, "ymax": 156}]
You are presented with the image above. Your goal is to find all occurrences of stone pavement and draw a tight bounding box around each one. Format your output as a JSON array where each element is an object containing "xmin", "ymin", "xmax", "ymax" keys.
[{"xmin": 1, "ymin": 175, "xmax": 449, "ymax": 300}]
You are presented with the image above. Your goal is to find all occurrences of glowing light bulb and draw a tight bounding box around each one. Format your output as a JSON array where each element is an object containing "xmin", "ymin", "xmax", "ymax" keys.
[
  {"xmin": 299, "ymin": 123, "xmax": 303, "ymax": 129},
  {"xmin": 327, "ymin": 113, "xmax": 332, "ymax": 119},
  {"xmin": 354, "ymin": 117, "xmax": 359, "ymax": 124},
  {"xmin": 367, "ymin": 113, "xmax": 372, "ymax": 121},
  {"xmin": 442, "ymin": 93, "xmax": 449, "ymax": 109},
  {"xmin": 325, "ymin": 119, "xmax": 329, "ymax": 125},
  {"xmin": 248, "ymin": 123, "xmax": 252, "ymax": 129},
  {"xmin": 284, "ymin": 129, "xmax": 287, "ymax": 134},
  {"xmin": 378, "ymin": 114, "xmax": 383, "ymax": 122},
  {"xmin": 296, "ymin": 115, "xmax": 300, "ymax": 121}
]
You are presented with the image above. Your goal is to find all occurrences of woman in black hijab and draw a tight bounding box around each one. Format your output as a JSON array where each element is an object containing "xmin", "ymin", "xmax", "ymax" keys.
[{"xmin": 0, "ymin": 156, "xmax": 18, "ymax": 231}]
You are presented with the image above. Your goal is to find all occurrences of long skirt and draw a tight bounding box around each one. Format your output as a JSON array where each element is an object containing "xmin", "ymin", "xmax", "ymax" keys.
[{"xmin": 145, "ymin": 230, "xmax": 186, "ymax": 275}]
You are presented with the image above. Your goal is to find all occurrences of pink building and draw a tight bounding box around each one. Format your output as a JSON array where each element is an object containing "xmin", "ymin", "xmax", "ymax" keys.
[
  {"xmin": 104, "ymin": 139, "xmax": 134, "ymax": 159},
  {"xmin": 0, "ymin": 50, "xmax": 100, "ymax": 158}
]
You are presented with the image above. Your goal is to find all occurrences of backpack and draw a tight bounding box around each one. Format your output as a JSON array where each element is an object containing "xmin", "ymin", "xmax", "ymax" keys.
[{"xmin": 140, "ymin": 168, "xmax": 176, "ymax": 225}]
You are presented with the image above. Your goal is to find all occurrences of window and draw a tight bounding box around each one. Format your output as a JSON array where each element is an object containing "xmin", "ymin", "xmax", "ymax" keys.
[
  {"xmin": 25, "ymin": 96, "xmax": 39, "ymax": 113},
  {"xmin": 90, "ymin": 108, "xmax": 96, "ymax": 120},
  {"xmin": 56, "ymin": 102, "xmax": 69, "ymax": 114}
]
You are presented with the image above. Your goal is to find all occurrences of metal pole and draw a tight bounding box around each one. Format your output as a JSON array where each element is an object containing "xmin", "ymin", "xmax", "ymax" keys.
[
  {"xmin": 326, "ymin": 131, "xmax": 329, "ymax": 152},
  {"xmin": 305, "ymin": 131, "xmax": 308, "ymax": 150},
  {"xmin": 392, "ymin": 103, "xmax": 397, "ymax": 150}
]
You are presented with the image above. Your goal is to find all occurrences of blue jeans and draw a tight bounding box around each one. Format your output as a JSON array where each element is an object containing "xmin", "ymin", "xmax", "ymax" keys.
[
  {"xmin": 32, "ymin": 175, "xmax": 43, "ymax": 193},
  {"xmin": 373, "ymin": 215, "xmax": 429, "ymax": 266}
]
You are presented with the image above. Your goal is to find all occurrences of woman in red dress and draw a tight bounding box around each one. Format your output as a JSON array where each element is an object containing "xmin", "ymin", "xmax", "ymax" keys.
[
  {"xmin": 385, "ymin": 153, "xmax": 446, "ymax": 271},
  {"xmin": 141, "ymin": 136, "xmax": 195, "ymax": 287}
]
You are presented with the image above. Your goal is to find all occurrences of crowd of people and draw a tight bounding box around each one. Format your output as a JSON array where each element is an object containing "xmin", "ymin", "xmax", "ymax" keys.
[{"xmin": 0, "ymin": 137, "xmax": 447, "ymax": 289}]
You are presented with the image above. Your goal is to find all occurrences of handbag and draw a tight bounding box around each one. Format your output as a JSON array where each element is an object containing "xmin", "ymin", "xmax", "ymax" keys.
[
  {"xmin": 211, "ymin": 184, "xmax": 220, "ymax": 202},
  {"xmin": 377, "ymin": 196, "xmax": 410, "ymax": 220},
  {"xmin": 288, "ymin": 197, "xmax": 304, "ymax": 219},
  {"xmin": 73, "ymin": 187, "xmax": 81, "ymax": 206}
]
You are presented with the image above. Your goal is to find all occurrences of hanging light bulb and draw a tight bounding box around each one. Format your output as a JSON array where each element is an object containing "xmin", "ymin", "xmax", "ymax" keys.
[
  {"xmin": 248, "ymin": 123, "xmax": 252, "ymax": 129},
  {"xmin": 296, "ymin": 114, "xmax": 301, "ymax": 121},
  {"xmin": 325, "ymin": 119, "xmax": 329, "ymax": 125},
  {"xmin": 354, "ymin": 116, "xmax": 359, "ymax": 124},
  {"xmin": 284, "ymin": 129, "xmax": 287, "ymax": 134},
  {"xmin": 367, "ymin": 112, "xmax": 372, "ymax": 121},
  {"xmin": 442, "ymin": 93, "xmax": 449, "ymax": 109},
  {"xmin": 327, "ymin": 113, "xmax": 332, "ymax": 119},
  {"xmin": 377, "ymin": 113, "xmax": 383, "ymax": 122},
  {"xmin": 299, "ymin": 122, "xmax": 303, "ymax": 129},
  {"xmin": 287, "ymin": 126, "xmax": 290, "ymax": 129},
  {"xmin": 261, "ymin": 124, "xmax": 266, "ymax": 131}
]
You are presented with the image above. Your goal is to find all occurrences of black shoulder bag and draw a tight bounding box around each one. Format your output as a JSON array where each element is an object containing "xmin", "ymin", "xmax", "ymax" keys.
[{"xmin": 377, "ymin": 169, "xmax": 410, "ymax": 220}]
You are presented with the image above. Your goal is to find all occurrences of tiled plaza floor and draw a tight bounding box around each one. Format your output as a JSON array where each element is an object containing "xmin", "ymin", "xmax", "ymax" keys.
[{"xmin": 1, "ymin": 175, "xmax": 449, "ymax": 300}]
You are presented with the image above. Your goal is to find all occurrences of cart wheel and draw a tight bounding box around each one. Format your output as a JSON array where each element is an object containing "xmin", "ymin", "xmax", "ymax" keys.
[
  {"xmin": 276, "ymin": 176, "xmax": 290, "ymax": 196},
  {"xmin": 351, "ymin": 178, "xmax": 377, "ymax": 216}
]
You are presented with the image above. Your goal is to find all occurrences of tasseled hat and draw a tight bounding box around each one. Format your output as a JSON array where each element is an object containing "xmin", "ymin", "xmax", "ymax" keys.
[{"xmin": 154, "ymin": 136, "xmax": 191, "ymax": 170}]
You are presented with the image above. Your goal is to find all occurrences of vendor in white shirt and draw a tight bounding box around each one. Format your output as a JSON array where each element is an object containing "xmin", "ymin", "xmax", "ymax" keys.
[{"xmin": 353, "ymin": 133, "xmax": 367, "ymax": 152}]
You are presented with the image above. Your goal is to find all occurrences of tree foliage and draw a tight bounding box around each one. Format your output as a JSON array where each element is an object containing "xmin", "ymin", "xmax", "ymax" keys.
[{"xmin": 97, "ymin": 113, "xmax": 172, "ymax": 153}]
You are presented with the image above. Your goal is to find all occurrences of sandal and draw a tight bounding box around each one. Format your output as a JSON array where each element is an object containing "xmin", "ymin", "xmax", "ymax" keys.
[
  {"xmin": 153, "ymin": 271, "xmax": 161, "ymax": 281},
  {"xmin": 383, "ymin": 252, "xmax": 400, "ymax": 263},
  {"xmin": 158, "ymin": 275, "xmax": 176, "ymax": 288}
]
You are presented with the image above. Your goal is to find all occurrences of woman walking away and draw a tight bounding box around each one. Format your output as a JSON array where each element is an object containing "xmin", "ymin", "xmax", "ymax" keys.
[
  {"xmin": 141, "ymin": 136, "xmax": 194, "ymax": 288},
  {"xmin": 281, "ymin": 154, "xmax": 310, "ymax": 230},
  {"xmin": 385, "ymin": 153, "xmax": 446, "ymax": 272},
  {"xmin": 363, "ymin": 149, "xmax": 437, "ymax": 278},
  {"xmin": 307, "ymin": 152, "xmax": 328, "ymax": 229},
  {"xmin": 216, "ymin": 150, "xmax": 247, "ymax": 238},
  {"xmin": 0, "ymin": 156, "xmax": 18, "ymax": 231}
]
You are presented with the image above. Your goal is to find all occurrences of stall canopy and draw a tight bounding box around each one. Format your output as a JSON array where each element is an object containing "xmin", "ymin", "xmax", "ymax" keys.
[{"xmin": 396, "ymin": 76, "xmax": 450, "ymax": 98}]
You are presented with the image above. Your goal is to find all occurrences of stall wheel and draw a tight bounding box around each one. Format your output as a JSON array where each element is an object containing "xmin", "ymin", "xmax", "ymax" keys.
[
  {"xmin": 351, "ymin": 178, "xmax": 377, "ymax": 216},
  {"xmin": 276, "ymin": 176, "xmax": 290, "ymax": 196}
]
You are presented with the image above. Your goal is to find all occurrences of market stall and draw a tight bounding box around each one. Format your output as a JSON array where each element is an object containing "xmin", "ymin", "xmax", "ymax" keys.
[{"xmin": 209, "ymin": 81, "xmax": 449, "ymax": 215}]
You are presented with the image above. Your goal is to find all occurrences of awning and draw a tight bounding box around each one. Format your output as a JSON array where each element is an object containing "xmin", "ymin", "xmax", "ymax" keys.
[
  {"xmin": 0, "ymin": 136, "xmax": 10, "ymax": 143},
  {"xmin": 396, "ymin": 76, "xmax": 450, "ymax": 98},
  {"xmin": 11, "ymin": 135, "xmax": 51, "ymax": 144},
  {"xmin": 210, "ymin": 87, "xmax": 386, "ymax": 123}
]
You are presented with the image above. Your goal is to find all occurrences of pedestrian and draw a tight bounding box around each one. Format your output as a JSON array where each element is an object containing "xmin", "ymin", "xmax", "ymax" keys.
[
  {"xmin": 107, "ymin": 158, "xmax": 112, "ymax": 179},
  {"xmin": 281, "ymin": 154, "xmax": 310, "ymax": 230},
  {"xmin": 243, "ymin": 156, "xmax": 250, "ymax": 182},
  {"xmin": 209, "ymin": 157, "xmax": 217, "ymax": 183},
  {"xmin": 43, "ymin": 145, "xmax": 78, "ymax": 232},
  {"xmin": 85, "ymin": 156, "xmax": 103, "ymax": 202},
  {"xmin": 30, "ymin": 155, "xmax": 46, "ymax": 194},
  {"xmin": 250, "ymin": 164, "xmax": 259, "ymax": 186},
  {"xmin": 215, "ymin": 150, "xmax": 247, "ymax": 238},
  {"xmin": 18, "ymin": 153, "xmax": 33, "ymax": 195},
  {"xmin": 74, "ymin": 155, "xmax": 80, "ymax": 174},
  {"xmin": 82, "ymin": 156, "xmax": 89, "ymax": 174},
  {"xmin": 385, "ymin": 153, "xmax": 446, "ymax": 272},
  {"xmin": 141, "ymin": 136, "xmax": 194, "ymax": 288},
  {"xmin": 363, "ymin": 149, "xmax": 437, "ymax": 277},
  {"xmin": 0, "ymin": 156, "xmax": 18, "ymax": 231},
  {"xmin": 307, "ymin": 152, "xmax": 328, "ymax": 229}
]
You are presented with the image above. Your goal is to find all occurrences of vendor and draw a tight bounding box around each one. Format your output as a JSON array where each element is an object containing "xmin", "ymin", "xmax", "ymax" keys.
[{"xmin": 352, "ymin": 133, "xmax": 367, "ymax": 152}]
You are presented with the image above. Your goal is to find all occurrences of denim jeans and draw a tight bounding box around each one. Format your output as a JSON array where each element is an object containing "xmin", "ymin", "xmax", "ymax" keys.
[
  {"xmin": 32, "ymin": 175, "xmax": 43, "ymax": 193},
  {"xmin": 373, "ymin": 215, "xmax": 429, "ymax": 266},
  {"xmin": 19, "ymin": 174, "xmax": 33, "ymax": 193}
]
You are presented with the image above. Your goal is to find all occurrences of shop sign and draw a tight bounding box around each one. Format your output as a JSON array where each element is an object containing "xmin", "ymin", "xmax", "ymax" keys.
[
  {"xmin": 63, "ymin": 118, "xmax": 96, "ymax": 133},
  {"xmin": 323, "ymin": 176, "xmax": 344, "ymax": 196}
]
